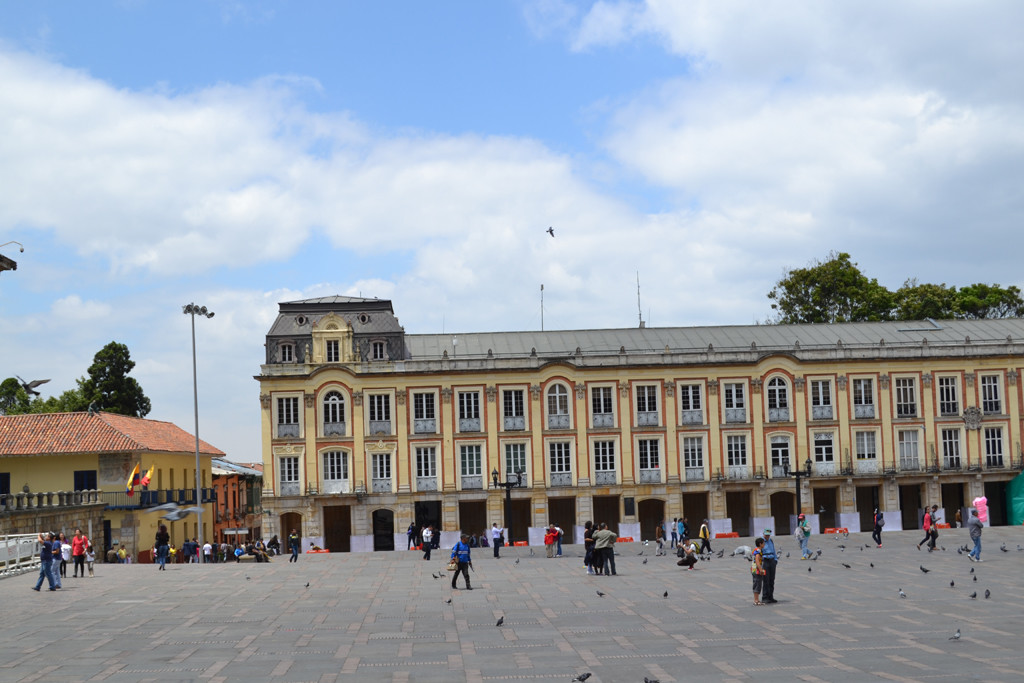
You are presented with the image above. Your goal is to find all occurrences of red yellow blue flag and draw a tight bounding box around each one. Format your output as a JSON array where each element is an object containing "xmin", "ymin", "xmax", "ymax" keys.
[
  {"xmin": 140, "ymin": 464, "xmax": 155, "ymax": 487},
  {"xmin": 125, "ymin": 463, "xmax": 140, "ymax": 496}
]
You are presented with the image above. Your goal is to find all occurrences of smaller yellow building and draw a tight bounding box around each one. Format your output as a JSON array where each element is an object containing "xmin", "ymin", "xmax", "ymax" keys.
[{"xmin": 0, "ymin": 411, "xmax": 223, "ymax": 560}]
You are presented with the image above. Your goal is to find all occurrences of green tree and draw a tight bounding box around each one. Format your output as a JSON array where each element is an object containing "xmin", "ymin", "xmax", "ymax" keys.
[
  {"xmin": 767, "ymin": 252, "xmax": 894, "ymax": 324},
  {"xmin": 79, "ymin": 341, "xmax": 152, "ymax": 417},
  {"xmin": 892, "ymin": 280, "xmax": 958, "ymax": 320},
  {"xmin": 954, "ymin": 283, "xmax": 1024, "ymax": 319},
  {"xmin": 0, "ymin": 377, "xmax": 31, "ymax": 415}
]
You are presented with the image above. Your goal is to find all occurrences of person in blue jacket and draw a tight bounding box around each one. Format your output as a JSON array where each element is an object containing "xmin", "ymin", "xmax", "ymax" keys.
[
  {"xmin": 33, "ymin": 532, "xmax": 57, "ymax": 591},
  {"xmin": 450, "ymin": 533, "xmax": 474, "ymax": 590}
]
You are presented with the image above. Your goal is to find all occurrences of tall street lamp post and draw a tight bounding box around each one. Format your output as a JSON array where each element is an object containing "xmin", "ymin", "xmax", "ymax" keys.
[
  {"xmin": 491, "ymin": 467, "xmax": 524, "ymax": 542},
  {"xmin": 784, "ymin": 457, "xmax": 814, "ymax": 516},
  {"xmin": 183, "ymin": 303, "xmax": 214, "ymax": 556}
]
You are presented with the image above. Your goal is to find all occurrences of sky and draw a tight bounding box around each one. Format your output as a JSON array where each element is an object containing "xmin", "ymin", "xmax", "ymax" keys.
[{"xmin": 1, "ymin": 0, "xmax": 1022, "ymax": 462}]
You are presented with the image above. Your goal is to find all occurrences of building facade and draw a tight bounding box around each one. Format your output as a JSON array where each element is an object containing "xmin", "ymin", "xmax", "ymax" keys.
[
  {"xmin": 211, "ymin": 458, "xmax": 263, "ymax": 546},
  {"xmin": 257, "ymin": 297, "xmax": 1024, "ymax": 552}
]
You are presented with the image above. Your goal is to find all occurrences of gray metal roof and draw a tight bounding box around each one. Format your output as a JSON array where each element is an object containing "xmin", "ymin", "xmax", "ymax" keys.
[
  {"xmin": 404, "ymin": 318, "xmax": 1024, "ymax": 360},
  {"xmin": 211, "ymin": 458, "xmax": 263, "ymax": 477}
]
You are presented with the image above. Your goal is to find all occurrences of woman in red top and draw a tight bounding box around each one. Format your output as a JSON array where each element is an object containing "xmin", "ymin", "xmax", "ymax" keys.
[
  {"xmin": 71, "ymin": 528, "xmax": 89, "ymax": 578},
  {"xmin": 544, "ymin": 525, "xmax": 558, "ymax": 558}
]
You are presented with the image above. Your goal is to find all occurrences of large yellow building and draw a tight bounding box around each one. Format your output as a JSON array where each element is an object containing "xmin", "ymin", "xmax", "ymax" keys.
[{"xmin": 257, "ymin": 297, "xmax": 1023, "ymax": 551}]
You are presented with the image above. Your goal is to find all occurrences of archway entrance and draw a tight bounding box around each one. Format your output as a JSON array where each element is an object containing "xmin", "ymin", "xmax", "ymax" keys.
[
  {"xmin": 323, "ymin": 505, "xmax": 351, "ymax": 552},
  {"xmin": 372, "ymin": 509, "xmax": 394, "ymax": 551},
  {"xmin": 637, "ymin": 499, "xmax": 665, "ymax": 543},
  {"xmin": 280, "ymin": 512, "xmax": 302, "ymax": 549},
  {"xmin": 769, "ymin": 491, "xmax": 795, "ymax": 535},
  {"xmin": 813, "ymin": 487, "xmax": 838, "ymax": 529}
]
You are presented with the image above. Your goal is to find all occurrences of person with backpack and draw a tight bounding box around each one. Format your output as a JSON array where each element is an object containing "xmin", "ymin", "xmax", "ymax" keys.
[
  {"xmin": 450, "ymin": 533, "xmax": 474, "ymax": 590},
  {"xmin": 797, "ymin": 513, "xmax": 812, "ymax": 558},
  {"xmin": 917, "ymin": 505, "xmax": 938, "ymax": 551},
  {"xmin": 697, "ymin": 519, "xmax": 713, "ymax": 554},
  {"xmin": 872, "ymin": 509, "xmax": 884, "ymax": 547}
]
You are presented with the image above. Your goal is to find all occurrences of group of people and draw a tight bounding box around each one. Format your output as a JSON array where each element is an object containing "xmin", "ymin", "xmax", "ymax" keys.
[
  {"xmin": 582, "ymin": 521, "xmax": 618, "ymax": 575},
  {"xmin": 33, "ymin": 528, "xmax": 94, "ymax": 591},
  {"xmin": 150, "ymin": 529, "xmax": 290, "ymax": 568},
  {"xmin": 543, "ymin": 523, "xmax": 564, "ymax": 557}
]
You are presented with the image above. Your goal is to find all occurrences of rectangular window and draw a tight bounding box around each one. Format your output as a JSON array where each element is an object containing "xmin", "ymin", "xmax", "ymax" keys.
[
  {"xmin": 372, "ymin": 341, "xmax": 386, "ymax": 360},
  {"xmin": 73, "ymin": 470, "xmax": 98, "ymax": 491},
  {"xmin": 984, "ymin": 427, "xmax": 1003, "ymax": 466},
  {"xmin": 504, "ymin": 443, "xmax": 527, "ymax": 478},
  {"xmin": 594, "ymin": 441, "xmax": 616, "ymax": 471},
  {"xmin": 724, "ymin": 383, "xmax": 746, "ymax": 423},
  {"xmin": 413, "ymin": 392, "xmax": 435, "ymax": 420},
  {"xmin": 981, "ymin": 375, "xmax": 1002, "ymax": 414},
  {"xmin": 770, "ymin": 438, "xmax": 790, "ymax": 469},
  {"xmin": 894, "ymin": 377, "xmax": 917, "ymax": 417},
  {"xmin": 549, "ymin": 442, "xmax": 572, "ymax": 473},
  {"xmin": 683, "ymin": 437, "xmax": 704, "ymax": 468},
  {"xmin": 810, "ymin": 380, "xmax": 832, "ymax": 419},
  {"xmin": 277, "ymin": 397, "xmax": 299, "ymax": 424},
  {"xmin": 852, "ymin": 378, "xmax": 874, "ymax": 418},
  {"xmin": 726, "ymin": 435, "xmax": 747, "ymax": 466},
  {"xmin": 855, "ymin": 432, "xmax": 876, "ymax": 459},
  {"xmin": 678, "ymin": 384, "xmax": 701, "ymax": 411},
  {"xmin": 636, "ymin": 385, "xmax": 658, "ymax": 413},
  {"xmin": 280, "ymin": 343, "xmax": 293, "ymax": 363},
  {"xmin": 326, "ymin": 339, "xmax": 339, "ymax": 363},
  {"xmin": 458, "ymin": 391, "xmax": 480, "ymax": 419},
  {"xmin": 814, "ymin": 433, "xmax": 834, "ymax": 462},
  {"xmin": 0, "ymin": 472, "xmax": 10, "ymax": 497},
  {"xmin": 638, "ymin": 439, "xmax": 660, "ymax": 470},
  {"xmin": 941, "ymin": 429, "xmax": 961, "ymax": 469},
  {"xmin": 898, "ymin": 430, "xmax": 919, "ymax": 469},
  {"xmin": 372, "ymin": 453, "xmax": 391, "ymax": 480},
  {"xmin": 322, "ymin": 451, "xmax": 348, "ymax": 481},
  {"xmin": 937, "ymin": 376, "xmax": 959, "ymax": 416},
  {"xmin": 503, "ymin": 390, "xmax": 525, "ymax": 417},
  {"xmin": 416, "ymin": 446, "xmax": 437, "ymax": 478},
  {"xmin": 369, "ymin": 394, "xmax": 391, "ymax": 421},
  {"xmin": 460, "ymin": 445, "xmax": 482, "ymax": 476},
  {"xmin": 592, "ymin": 386, "xmax": 613, "ymax": 414},
  {"xmin": 280, "ymin": 456, "xmax": 299, "ymax": 483}
]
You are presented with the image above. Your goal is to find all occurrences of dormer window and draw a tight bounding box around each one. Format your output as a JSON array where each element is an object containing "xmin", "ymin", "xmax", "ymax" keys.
[
  {"xmin": 280, "ymin": 343, "xmax": 294, "ymax": 363},
  {"xmin": 326, "ymin": 339, "xmax": 339, "ymax": 363},
  {"xmin": 372, "ymin": 341, "xmax": 386, "ymax": 360}
]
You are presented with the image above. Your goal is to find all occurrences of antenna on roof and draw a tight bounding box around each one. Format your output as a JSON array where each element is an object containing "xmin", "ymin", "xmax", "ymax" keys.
[
  {"xmin": 540, "ymin": 284, "xmax": 544, "ymax": 331},
  {"xmin": 637, "ymin": 272, "xmax": 645, "ymax": 329}
]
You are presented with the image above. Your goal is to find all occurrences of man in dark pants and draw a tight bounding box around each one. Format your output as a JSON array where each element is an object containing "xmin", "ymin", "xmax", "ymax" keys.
[
  {"xmin": 450, "ymin": 533, "xmax": 473, "ymax": 590},
  {"xmin": 33, "ymin": 532, "xmax": 57, "ymax": 591},
  {"xmin": 760, "ymin": 529, "xmax": 778, "ymax": 603}
]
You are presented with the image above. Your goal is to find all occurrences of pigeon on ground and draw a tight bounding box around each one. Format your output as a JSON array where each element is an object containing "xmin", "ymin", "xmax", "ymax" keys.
[
  {"xmin": 304, "ymin": 582, "xmax": 309, "ymax": 588},
  {"xmin": 837, "ymin": 544, "xmax": 846, "ymax": 550},
  {"xmin": 950, "ymin": 580, "xmax": 955, "ymax": 588},
  {"xmin": 1000, "ymin": 544, "xmax": 1008, "ymax": 553},
  {"xmin": 432, "ymin": 573, "xmax": 439, "ymax": 579},
  {"xmin": 949, "ymin": 628, "xmax": 960, "ymax": 641},
  {"xmin": 572, "ymin": 674, "xmax": 591, "ymax": 682},
  {"xmin": 969, "ymin": 567, "xmax": 975, "ymax": 574},
  {"xmin": 638, "ymin": 551, "xmax": 644, "ymax": 556},
  {"xmin": 496, "ymin": 616, "xmax": 504, "ymax": 627},
  {"xmin": 898, "ymin": 588, "xmax": 907, "ymax": 598},
  {"xmin": 245, "ymin": 576, "xmax": 251, "ymax": 580},
  {"xmin": 941, "ymin": 546, "xmax": 946, "ymax": 552},
  {"xmin": 957, "ymin": 548, "xmax": 963, "ymax": 555},
  {"xmin": 717, "ymin": 549, "xmax": 725, "ymax": 558},
  {"xmin": 841, "ymin": 563, "xmax": 851, "ymax": 569},
  {"xmin": 816, "ymin": 549, "xmax": 822, "ymax": 557},
  {"xmin": 786, "ymin": 552, "xmax": 790, "ymax": 558},
  {"xmin": 530, "ymin": 548, "xmax": 535, "ymax": 556},
  {"xmin": 920, "ymin": 566, "xmax": 930, "ymax": 573},
  {"xmin": 643, "ymin": 558, "xmax": 648, "ymax": 565},
  {"xmin": 663, "ymin": 591, "xmax": 668, "ymax": 598},
  {"xmin": 514, "ymin": 558, "xmax": 520, "ymax": 565},
  {"xmin": 596, "ymin": 591, "xmax": 605, "ymax": 597},
  {"xmin": 970, "ymin": 592, "xmax": 977, "ymax": 599},
  {"xmin": 644, "ymin": 540, "xmax": 650, "ymax": 546},
  {"xmin": 870, "ymin": 563, "xmax": 874, "ymax": 568},
  {"xmin": 808, "ymin": 567, "xmax": 812, "ymax": 573},
  {"xmin": 985, "ymin": 590, "xmax": 991, "ymax": 599},
  {"xmin": 644, "ymin": 678, "xmax": 661, "ymax": 683},
  {"xmin": 973, "ymin": 576, "xmax": 977, "ymax": 582}
]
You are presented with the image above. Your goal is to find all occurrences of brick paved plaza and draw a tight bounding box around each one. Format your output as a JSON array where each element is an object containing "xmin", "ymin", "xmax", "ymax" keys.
[{"xmin": 2, "ymin": 527, "xmax": 1023, "ymax": 682}]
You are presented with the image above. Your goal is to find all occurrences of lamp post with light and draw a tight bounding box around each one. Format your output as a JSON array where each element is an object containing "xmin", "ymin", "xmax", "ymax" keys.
[
  {"xmin": 784, "ymin": 456, "xmax": 814, "ymax": 516},
  {"xmin": 183, "ymin": 303, "xmax": 214, "ymax": 555},
  {"xmin": 491, "ymin": 467, "xmax": 524, "ymax": 543}
]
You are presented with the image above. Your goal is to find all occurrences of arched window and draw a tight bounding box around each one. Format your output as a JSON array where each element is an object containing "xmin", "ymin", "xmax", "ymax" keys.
[
  {"xmin": 766, "ymin": 377, "xmax": 790, "ymax": 422},
  {"xmin": 547, "ymin": 384, "xmax": 570, "ymax": 429},
  {"xmin": 323, "ymin": 391, "xmax": 346, "ymax": 436}
]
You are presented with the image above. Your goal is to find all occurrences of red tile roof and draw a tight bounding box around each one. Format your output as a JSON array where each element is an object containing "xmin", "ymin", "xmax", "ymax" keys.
[{"xmin": 0, "ymin": 411, "xmax": 225, "ymax": 457}]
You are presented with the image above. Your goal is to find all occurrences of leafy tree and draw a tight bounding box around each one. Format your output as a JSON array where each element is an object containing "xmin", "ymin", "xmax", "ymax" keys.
[
  {"xmin": 892, "ymin": 280, "xmax": 958, "ymax": 320},
  {"xmin": 0, "ymin": 377, "xmax": 31, "ymax": 415},
  {"xmin": 954, "ymin": 283, "xmax": 1024, "ymax": 319},
  {"xmin": 79, "ymin": 341, "xmax": 152, "ymax": 417},
  {"xmin": 767, "ymin": 252, "xmax": 894, "ymax": 324}
]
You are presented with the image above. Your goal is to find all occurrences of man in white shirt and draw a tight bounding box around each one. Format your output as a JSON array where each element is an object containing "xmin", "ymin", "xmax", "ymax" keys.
[
  {"xmin": 491, "ymin": 523, "xmax": 504, "ymax": 558},
  {"xmin": 203, "ymin": 542, "xmax": 213, "ymax": 563}
]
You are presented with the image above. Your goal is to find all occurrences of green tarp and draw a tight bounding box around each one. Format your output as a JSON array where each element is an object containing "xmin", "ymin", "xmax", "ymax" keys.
[{"xmin": 1008, "ymin": 472, "xmax": 1024, "ymax": 526}]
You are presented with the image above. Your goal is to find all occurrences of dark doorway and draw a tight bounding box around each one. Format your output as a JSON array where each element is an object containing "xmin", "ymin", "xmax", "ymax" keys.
[
  {"xmin": 280, "ymin": 511, "xmax": 303, "ymax": 547},
  {"xmin": 322, "ymin": 506, "xmax": 350, "ymax": 553},
  {"xmin": 102, "ymin": 520, "xmax": 112, "ymax": 559},
  {"xmin": 548, "ymin": 497, "xmax": 576, "ymax": 538},
  {"xmin": 507, "ymin": 498, "xmax": 532, "ymax": 543},
  {"xmin": 682, "ymin": 492, "xmax": 708, "ymax": 529},
  {"xmin": 813, "ymin": 488, "xmax": 838, "ymax": 529},
  {"xmin": 593, "ymin": 495, "xmax": 621, "ymax": 533},
  {"xmin": 725, "ymin": 491, "xmax": 751, "ymax": 537},
  {"xmin": 941, "ymin": 483, "xmax": 965, "ymax": 527},
  {"xmin": 770, "ymin": 491, "xmax": 795, "ymax": 535},
  {"xmin": 637, "ymin": 498, "xmax": 665, "ymax": 542},
  {"xmin": 984, "ymin": 481, "xmax": 1008, "ymax": 526},
  {"xmin": 415, "ymin": 500, "xmax": 442, "ymax": 540},
  {"xmin": 899, "ymin": 484, "xmax": 923, "ymax": 530},
  {"xmin": 856, "ymin": 485, "xmax": 880, "ymax": 532},
  {"xmin": 458, "ymin": 500, "xmax": 487, "ymax": 538},
  {"xmin": 372, "ymin": 509, "xmax": 394, "ymax": 551}
]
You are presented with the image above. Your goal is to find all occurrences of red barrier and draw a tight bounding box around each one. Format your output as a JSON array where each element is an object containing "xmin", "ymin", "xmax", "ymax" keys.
[
  {"xmin": 513, "ymin": 541, "xmax": 528, "ymax": 546},
  {"xmin": 617, "ymin": 537, "xmax": 634, "ymax": 543},
  {"xmin": 823, "ymin": 528, "xmax": 849, "ymax": 534},
  {"xmin": 716, "ymin": 532, "xmax": 739, "ymax": 538}
]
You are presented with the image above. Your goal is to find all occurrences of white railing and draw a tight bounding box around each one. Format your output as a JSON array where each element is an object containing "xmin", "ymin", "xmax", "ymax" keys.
[
  {"xmin": 413, "ymin": 419, "xmax": 436, "ymax": 434},
  {"xmin": 812, "ymin": 406, "xmax": 833, "ymax": 420},
  {"xmin": 277, "ymin": 423, "xmax": 299, "ymax": 438},
  {"xmin": 322, "ymin": 480, "xmax": 350, "ymax": 494},
  {"xmin": 1, "ymin": 534, "xmax": 41, "ymax": 578},
  {"xmin": 814, "ymin": 461, "xmax": 837, "ymax": 476},
  {"xmin": 416, "ymin": 477, "xmax": 438, "ymax": 492},
  {"xmin": 459, "ymin": 418, "xmax": 481, "ymax": 432},
  {"xmin": 767, "ymin": 407, "xmax": 790, "ymax": 422},
  {"xmin": 369, "ymin": 420, "xmax": 392, "ymax": 435},
  {"xmin": 724, "ymin": 408, "xmax": 746, "ymax": 423},
  {"xmin": 853, "ymin": 405, "xmax": 875, "ymax": 419},
  {"xmin": 550, "ymin": 472, "xmax": 572, "ymax": 487},
  {"xmin": 637, "ymin": 412, "xmax": 659, "ymax": 426},
  {"xmin": 727, "ymin": 465, "xmax": 751, "ymax": 479},
  {"xmin": 323, "ymin": 421, "xmax": 346, "ymax": 436},
  {"xmin": 371, "ymin": 478, "xmax": 392, "ymax": 493},
  {"xmin": 771, "ymin": 465, "xmax": 788, "ymax": 478},
  {"xmin": 503, "ymin": 416, "xmax": 526, "ymax": 431}
]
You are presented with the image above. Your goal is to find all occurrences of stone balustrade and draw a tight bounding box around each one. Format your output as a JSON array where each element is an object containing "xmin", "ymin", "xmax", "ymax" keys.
[{"xmin": 0, "ymin": 489, "xmax": 103, "ymax": 513}]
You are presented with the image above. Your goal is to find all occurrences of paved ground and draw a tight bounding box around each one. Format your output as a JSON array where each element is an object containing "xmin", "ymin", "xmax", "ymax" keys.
[{"xmin": 2, "ymin": 527, "xmax": 1023, "ymax": 683}]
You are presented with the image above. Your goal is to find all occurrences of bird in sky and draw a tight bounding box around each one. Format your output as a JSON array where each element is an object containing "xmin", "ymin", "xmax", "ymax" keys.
[
  {"xmin": 596, "ymin": 590, "xmax": 605, "ymax": 597},
  {"xmin": 157, "ymin": 505, "xmax": 204, "ymax": 522},
  {"xmin": 920, "ymin": 565, "xmax": 930, "ymax": 573},
  {"xmin": 15, "ymin": 376, "xmax": 50, "ymax": 396},
  {"xmin": 949, "ymin": 628, "xmax": 961, "ymax": 641},
  {"xmin": 546, "ymin": 227, "xmax": 555, "ymax": 237},
  {"xmin": 898, "ymin": 588, "xmax": 907, "ymax": 598},
  {"xmin": 496, "ymin": 616, "xmax": 504, "ymax": 627},
  {"xmin": 572, "ymin": 674, "xmax": 591, "ymax": 682}
]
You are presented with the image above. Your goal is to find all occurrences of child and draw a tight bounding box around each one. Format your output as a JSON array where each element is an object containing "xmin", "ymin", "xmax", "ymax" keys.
[
  {"xmin": 752, "ymin": 537, "xmax": 766, "ymax": 606},
  {"xmin": 85, "ymin": 545, "xmax": 96, "ymax": 577}
]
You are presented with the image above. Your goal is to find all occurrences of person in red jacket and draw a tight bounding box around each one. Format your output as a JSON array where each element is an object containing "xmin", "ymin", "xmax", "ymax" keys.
[
  {"xmin": 71, "ymin": 528, "xmax": 89, "ymax": 578},
  {"xmin": 544, "ymin": 525, "xmax": 558, "ymax": 558}
]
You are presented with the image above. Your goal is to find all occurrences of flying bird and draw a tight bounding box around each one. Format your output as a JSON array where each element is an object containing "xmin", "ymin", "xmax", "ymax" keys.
[
  {"xmin": 898, "ymin": 588, "xmax": 906, "ymax": 598},
  {"xmin": 572, "ymin": 674, "xmax": 591, "ymax": 682},
  {"xmin": 157, "ymin": 504, "xmax": 204, "ymax": 522},
  {"xmin": 920, "ymin": 566, "xmax": 930, "ymax": 574},
  {"xmin": 949, "ymin": 628, "xmax": 961, "ymax": 641},
  {"xmin": 546, "ymin": 227, "xmax": 555, "ymax": 237},
  {"xmin": 496, "ymin": 616, "xmax": 504, "ymax": 627},
  {"xmin": 596, "ymin": 590, "xmax": 605, "ymax": 597},
  {"xmin": 15, "ymin": 376, "xmax": 50, "ymax": 396}
]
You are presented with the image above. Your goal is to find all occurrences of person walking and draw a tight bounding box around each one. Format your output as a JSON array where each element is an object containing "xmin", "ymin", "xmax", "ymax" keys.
[
  {"xmin": 872, "ymin": 509, "xmax": 884, "ymax": 548},
  {"xmin": 918, "ymin": 505, "xmax": 937, "ymax": 551},
  {"xmin": 85, "ymin": 543, "xmax": 95, "ymax": 577},
  {"xmin": 421, "ymin": 526, "xmax": 433, "ymax": 560},
  {"xmin": 655, "ymin": 523, "xmax": 665, "ymax": 555},
  {"xmin": 407, "ymin": 523, "xmax": 416, "ymax": 550},
  {"xmin": 698, "ymin": 519, "xmax": 713, "ymax": 554},
  {"xmin": 33, "ymin": 532, "xmax": 58, "ymax": 591},
  {"xmin": 670, "ymin": 518, "xmax": 678, "ymax": 549},
  {"xmin": 797, "ymin": 513, "xmax": 812, "ymax": 558},
  {"xmin": 71, "ymin": 528, "xmax": 89, "ymax": 578},
  {"xmin": 760, "ymin": 529, "xmax": 778, "ymax": 603},
  {"xmin": 288, "ymin": 529, "xmax": 300, "ymax": 562},
  {"xmin": 583, "ymin": 521, "xmax": 596, "ymax": 575},
  {"xmin": 593, "ymin": 522, "xmax": 618, "ymax": 576},
  {"xmin": 491, "ymin": 523, "xmax": 504, "ymax": 558},
  {"xmin": 155, "ymin": 524, "xmax": 170, "ymax": 570},
  {"xmin": 50, "ymin": 533, "xmax": 63, "ymax": 588},
  {"xmin": 966, "ymin": 507, "xmax": 983, "ymax": 562},
  {"xmin": 450, "ymin": 533, "xmax": 474, "ymax": 590}
]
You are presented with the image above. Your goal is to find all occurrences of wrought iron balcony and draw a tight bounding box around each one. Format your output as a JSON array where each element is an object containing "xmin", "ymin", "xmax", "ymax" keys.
[
  {"xmin": 278, "ymin": 482, "xmax": 301, "ymax": 496},
  {"xmin": 638, "ymin": 468, "xmax": 661, "ymax": 483},
  {"xmin": 413, "ymin": 418, "xmax": 436, "ymax": 434},
  {"xmin": 321, "ymin": 480, "xmax": 350, "ymax": 494},
  {"xmin": 724, "ymin": 408, "xmax": 746, "ymax": 423},
  {"xmin": 767, "ymin": 407, "xmax": 790, "ymax": 422},
  {"xmin": 771, "ymin": 465, "xmax": 788, "ymax": 478},
  {"xmin": 594, "ymin": 471, "xmax": 617, "ymax": 485},
  {"xmin": 727, "ymin": 465, "xmax": 751, "ymax": 480},
  {"xmin": 814, "ymin": 462, "xmax": 837, "ymax": 476},
  {"xmin": 637, "ymin": 411, "xmax": 659, "ymax": 426},
  {"xmin": 369, "ymin": 420, "xmax": 392, "ymax": 435},
  {"xmin": 942, "ymin": 457, "xmax": 962, "ymax": 471},
  {"xmin": 416, "ymin": 476, "xmax": 438, "ymax": 492},
  {"xmin": 549, "ymin": 472, "xmax": 572, "ymax": 487},
  {"xmin": 277, "ymin": 423, "xmax": 299, "ymax": 438},
  {"xmin": 371, "ymin": 478, "xmax": 392, "ymax": 493},
  {"xmin": 853, "ymin": 404, "xmax": 875, "ymax": 419},
  {"xmin": 684, "ymin": 467, "xmax": 705, "ymax": 482},
  {"xmin": 592, "ymin": 414, "xmax": 614, "ymax": 428},
  {"xmin": 460, "ymin": 475, "xmax": 483, "ymax": 490},
  {"xmin": 855, "ymin": 460, "xmax": 880, "ymax": 475},
  {"xmin": 503, "ymin": 416, "xmax": 526, "ymax": 431},
  {"xmin": 323, "ymin": 421, "xmax": 346, "ymax": 436},
  {"xmin": 547, "ymin": 414, "xmax": 571, "ymax": 429},
  {"xmin": 898, "ymin": 458, "xmax": 921, "ymax": 472},
  {"xmin": 680, "ymin": 410, "xmax": 702, "ymax": 425},
  {"xmin": 811, "ymin": 406, "xmax": 834, "ymax": 420},
  {"xmin": 459, "ymin": 417, "xmax": 481, "ymax": 432}
]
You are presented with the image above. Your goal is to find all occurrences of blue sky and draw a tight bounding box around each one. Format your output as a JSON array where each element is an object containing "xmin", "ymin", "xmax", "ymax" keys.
[{"xmin": 2, "ymin": 1, "xmax": 1023, "ymax": 461}]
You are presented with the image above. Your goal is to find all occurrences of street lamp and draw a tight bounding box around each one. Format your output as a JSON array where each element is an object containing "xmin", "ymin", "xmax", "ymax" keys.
[
  {"xmin": 0, "ymin": 241, "xmax": 23, "ymax": 274},
  {"xmin": 784, "ymin": 456, "xmax": 814, "ymax": 515},
  {"xmin": 183, "ymin": 303, "xmax": 214, "ymax": 556},
  {"xmin": 491, "ymin": 467, "xmax": 524, "ymax": 542}
]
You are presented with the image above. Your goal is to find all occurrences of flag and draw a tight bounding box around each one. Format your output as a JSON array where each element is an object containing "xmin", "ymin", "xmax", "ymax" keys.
[
  {"xmin": 140, "ymin": 464, "xmax": 155, "ymax": 487},
  {"xmin": 125, "ymin": 463, "xmax": 140, "ymax": 497}
]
